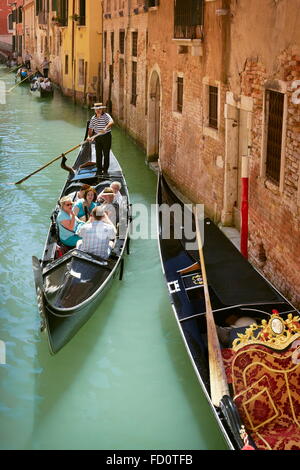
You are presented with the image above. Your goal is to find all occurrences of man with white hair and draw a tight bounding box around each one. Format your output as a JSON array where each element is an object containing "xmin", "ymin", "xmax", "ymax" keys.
[
  {"xmin": 110, "ymin": 181, "xmax": 123, "ymax": 205},
  {"xmin": 76, "ymin": 206, "xmax": 116, "ymax": 259}
]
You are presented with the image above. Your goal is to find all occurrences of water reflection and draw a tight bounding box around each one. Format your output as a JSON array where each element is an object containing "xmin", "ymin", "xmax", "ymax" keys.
[{"xmin": 0, "ymin": 66, "xmax": 228, "ymax": 450}]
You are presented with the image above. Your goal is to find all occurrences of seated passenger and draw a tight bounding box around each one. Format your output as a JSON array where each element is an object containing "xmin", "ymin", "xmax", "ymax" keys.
[
  {"xmin": 110, "ymin": 181, "xmax": 123, "ymax": 205},
  {"xmin": 73, "ymin": 187, "xmax": 97, "ymax": 222},
  {"xmin": 97, "ymin": 187, "xmax": 119, "ymax": 227},
  {"xmin": 73, "ymin": 183, "xmax": 91, "ymax": 202},
  {"xmin": 76, "ymin": 206, "xmax": 116, "ymax": 259},
  {"xmin": 56, "ymin": 196, "xmax": 84, "ymax": 247},
  {"xmin": 41, "ymin": 78, "xmax": 52, "ymax": 90}
]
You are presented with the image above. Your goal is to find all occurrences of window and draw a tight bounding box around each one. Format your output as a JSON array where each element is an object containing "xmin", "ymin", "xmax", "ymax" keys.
[
  {"xmin": 265, "ymin": 90, "xmax": 284, "ymax": 185},
  {"xmin": 111, "ymin": 31, "xmax": 114, "ymax": 56},
  {"xmin": 65, "ymin": 55, "xmax": 69, "ymax": 75},
  {"xmin": 119, "ymin": 30, "xmax": 125, "ymax": 54},
  {"xmin": 8, "ymin": 13, "xmax": 13, "ymax": 31},
  {"xmin": 147, "ymin": 0, "xmax": 159, "ymax": 6},
  {"xmin": 131, "ymin": 61, "xmax": 137, "ymax": 106},
  {"xmin": 132, "ymin": 32, "xmax": 138, "ymax": 57},
  {"xmin": 174, "ymin": 0, "xmax": 204, "ymax": 39},
  {"xmin": 78, "ymin": 59, "xmax": 85, "ymax": 86},
  {"xmin": 79, "ymin": 0, "xmax": 86, "ymax": 26},
  {"xmin": 58, "ymin": 0, "xmax": 68, "ymax": 26},
  {"xmin": 177, "ymin": 76, "xmax": 183, "ymax": 113},
  {"xmin": 208, "ymin": 86, "xmax": 218, "ymax": 129}
]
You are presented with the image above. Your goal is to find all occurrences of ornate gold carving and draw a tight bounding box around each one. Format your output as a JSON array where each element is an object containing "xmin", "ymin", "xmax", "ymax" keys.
[{"xmin": 232, "ymin": 312, "xmax": 300, "ymax": 352}]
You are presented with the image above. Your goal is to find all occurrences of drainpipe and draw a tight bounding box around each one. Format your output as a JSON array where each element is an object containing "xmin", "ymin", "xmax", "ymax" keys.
[
  {"xmin": 240, "ymin": 154, "xmax": 249, "ymax": 258},
  {"xmin": 71, "ymin": 0, "xmax": 75, "ymax": 102}
]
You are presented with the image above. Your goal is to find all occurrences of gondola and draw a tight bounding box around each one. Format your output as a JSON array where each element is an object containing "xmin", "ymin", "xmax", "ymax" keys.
[
  {"xmin": 157, "ymin": 172, "xmax": 300, "ymax": 450},
  {"xmin": 33, "ymin": 137, "xmax": 130, "ymax": 355},
  {"xmin": 30, "ymin": 85, "xmax": 54, "ymax": 98}
]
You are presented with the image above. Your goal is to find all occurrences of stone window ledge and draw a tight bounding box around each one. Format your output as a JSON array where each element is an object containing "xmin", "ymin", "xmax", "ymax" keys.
[
  {"xmin": 172, "ymin": 38, "xmax": 203, "ymax": 56},
  {"xmin": 203, "ymin": 125, "xmax": 220, "ymax": 141}
]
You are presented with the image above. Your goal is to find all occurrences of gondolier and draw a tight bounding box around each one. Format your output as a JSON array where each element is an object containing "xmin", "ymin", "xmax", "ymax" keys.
[{"xmin": 87, "ymin": 103, "xmax": 114, "ymax": 175}]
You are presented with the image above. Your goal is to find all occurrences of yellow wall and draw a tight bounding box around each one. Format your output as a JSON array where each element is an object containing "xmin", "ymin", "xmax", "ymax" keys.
[{"xmin": 61, "ymin": 0, "xmax": 102, "ymax": 103}]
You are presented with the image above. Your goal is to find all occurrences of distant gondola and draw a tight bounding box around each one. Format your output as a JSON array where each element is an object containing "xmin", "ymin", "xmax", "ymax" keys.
[
  {"xmin": 30, "ymin": 85, "xmax": 54, "ymax": 98},
  {"xmin": 157, "ymin": 172, "xmax": 300, "ymax": 450},
  {"xmin": 33, "ymin": 132, "xmax": 130, "ymax": 354}
]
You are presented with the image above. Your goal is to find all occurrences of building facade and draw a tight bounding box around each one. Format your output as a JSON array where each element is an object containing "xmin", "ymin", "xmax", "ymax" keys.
[
  {"xmin": 0, "ymin": 0, "xmax": 13, "ymax": 59},
  {"xmin": 58, "ymin": 0, "xmax": 102, "ymax": 105},
  {"xmin": 103, "ymin": 0, "xmax": 300, "ymax": 306}
]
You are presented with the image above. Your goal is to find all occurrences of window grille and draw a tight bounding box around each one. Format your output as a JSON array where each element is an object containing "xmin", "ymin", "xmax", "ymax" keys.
[
  {"xmin": 131, "ymin": 61, "xmax": 137, "ymax": 105},
  {"xmin": 119, "ymin": 30, "xmax": 125, "ymax": 54},
  {"xmin": 208, "ymin": 85, "xmax": 218, "ymax": 129},
  {"xmin": 132, "ymin": 32, "xmax": 138, "ymax": 57},
  {"xmin": 265, "ymin": 90, "xmax": 284, "ymax": 184},
  {"xmin": 177, "ymin": 76, "xmax": 183, "ymax": 113},
  {"xmin": 174, "ymin": 0, "xmax": 204, "ymax": 39}
]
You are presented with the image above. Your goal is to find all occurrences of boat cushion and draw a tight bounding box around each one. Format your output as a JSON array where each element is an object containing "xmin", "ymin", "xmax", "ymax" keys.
[{"xmin": 221, "ymin": 342, "xmax": 300, "ymax": 450}]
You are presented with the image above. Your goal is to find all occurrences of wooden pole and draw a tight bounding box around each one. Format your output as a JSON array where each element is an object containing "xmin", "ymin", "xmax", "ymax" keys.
[
  {"xmin": 193, "ymin": 204, "xmax": 229, "ymax": 406},
  {"xmin": 13, "ymin": 130, "xmax": 104, "ymax": 185},
  {"xmin": 14, "ymin": 143, "xmax": 83, "ymax": 185},
  {"xmin": 7, "ymin": 71, "xmax": 35, "ymax": 93}
]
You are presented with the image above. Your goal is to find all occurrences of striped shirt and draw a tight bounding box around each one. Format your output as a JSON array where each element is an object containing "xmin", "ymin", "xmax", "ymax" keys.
[
  {"xmin": 89, "ymin": 113, "xmax": 113, "ymax": 135},
  {"xmin": 76, "ymin": 220, "xmax": 116, "ymax": 259}
]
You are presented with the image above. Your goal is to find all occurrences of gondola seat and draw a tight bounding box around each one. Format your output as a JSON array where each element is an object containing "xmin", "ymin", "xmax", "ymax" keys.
[{"xmin": 221, "ymin": 313, "xmax": 300, "ymax": 450}]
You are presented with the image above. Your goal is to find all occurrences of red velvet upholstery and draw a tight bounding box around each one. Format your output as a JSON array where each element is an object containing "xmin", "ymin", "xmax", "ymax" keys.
[{"xmin": 222, "ymin": 342, "xmax": 300, "ymax": 450}]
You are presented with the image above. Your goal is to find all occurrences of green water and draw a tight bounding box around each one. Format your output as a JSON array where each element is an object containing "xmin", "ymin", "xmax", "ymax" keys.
[{"xmin": 0, "ymin": 68, "xmax": 228, "ymax": 450}]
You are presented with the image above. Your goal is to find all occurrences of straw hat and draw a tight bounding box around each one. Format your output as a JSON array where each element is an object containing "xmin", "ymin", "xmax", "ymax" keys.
[
  {"xmin": 91, "ymin": 102, "xmax": 106, "ymax": 110},
  {"xmin": 99, "ymin": 187, "xmax": 114, "ymax": 197}
]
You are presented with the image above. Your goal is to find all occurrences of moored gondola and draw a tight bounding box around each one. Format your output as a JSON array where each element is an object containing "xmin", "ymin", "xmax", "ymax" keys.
[
  {"xmin": 157, "ymin": 172, "xmax": 300, "ymax": 450},
  {"xmin": 33, "ymin": 137, "xmax": 130, "ymax": 354}
]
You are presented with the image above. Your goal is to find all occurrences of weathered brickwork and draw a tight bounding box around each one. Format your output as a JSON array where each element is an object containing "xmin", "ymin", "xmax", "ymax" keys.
[
  {"xmin": 102, "ymin": 0, "xmax": 300, "ymax": 307},
  {"xmin": 102, "ymin": 2, "xmax": 148, "ymax": 147},
  {"xmin": 239, "ymin": 53, "xmax": 300, "ymax": 306}
]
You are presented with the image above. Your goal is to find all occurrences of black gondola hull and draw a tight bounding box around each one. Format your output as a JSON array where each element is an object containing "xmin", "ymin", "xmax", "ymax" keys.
[
  {"xmin": 157, "ymin": 173, "xmax": 298, "ymax": 450},
  {"xmin": 33, "ymin": 138, "xmax": 130, "ymax": 354}
]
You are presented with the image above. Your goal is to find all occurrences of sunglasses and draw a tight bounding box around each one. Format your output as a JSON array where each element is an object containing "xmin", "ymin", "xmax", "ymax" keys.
[{"xmin": 64, "ymin": 203, "xmax": 72, "ymax": 206}]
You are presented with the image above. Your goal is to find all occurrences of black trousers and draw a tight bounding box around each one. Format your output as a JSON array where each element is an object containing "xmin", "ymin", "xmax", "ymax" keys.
[
  {"xmin": 94, "ymin": 132, "xmax": 112, "ymax": 174},
  {"xmin": 43, "ymin": 68, "xmax": 49, "ymax": 78}
]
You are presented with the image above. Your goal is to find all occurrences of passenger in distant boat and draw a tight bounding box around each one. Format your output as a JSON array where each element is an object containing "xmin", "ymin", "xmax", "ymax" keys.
[
  {"xmin": 16, "ymin": 67, "xmax": 28, "ymax": 80},
  {"xmin": 73, "ymin": 186, "xmax": 97, "ymax": 222},
  {"xmin": 87, "ymin": 103, "xmax": 114, "ymax": 175},
  {"xmin": 97, "ymin": 187, "xmax": 119, "ymax": 227},
  {"xmin": 76, "ymin": 206, "xmax": 116, "ymax": 259},
  {"xmin": 41, "ymin": 78, "xmax": 52, "ymax": 91},
  {"xmin": 110, "ymin": 181, "xmax": 123, "ymax": 205},
  {"xmin": 57, "ymin": 196, "xmax": 84, "ymax": 248}
]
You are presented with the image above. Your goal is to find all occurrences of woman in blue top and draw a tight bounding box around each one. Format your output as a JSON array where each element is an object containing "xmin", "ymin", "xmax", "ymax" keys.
[
  {"xmin": 57, "ymin": 196, "xmax": 84, "ymax": 247},
  {"xmin": 73, "ymin": 186, "xmax": 97, "ymax": 222}
]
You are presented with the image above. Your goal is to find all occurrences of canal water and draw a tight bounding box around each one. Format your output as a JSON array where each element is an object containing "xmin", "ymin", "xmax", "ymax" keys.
[{"xmin": 0, "ymin": 67, "xmax": 228, "ymax": 450}]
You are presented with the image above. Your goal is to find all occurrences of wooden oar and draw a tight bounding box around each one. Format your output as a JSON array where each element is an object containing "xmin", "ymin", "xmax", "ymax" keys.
[
  {"xmin": 7, "ymin": 71, "xmax": 34, "ymax": 93},
  {"xmin": 13, "ymin": 130, "xmax": 105, "ymax": 185},
  {"xmin": 14, "ymin": 143, "xmax": 83, "ymax": 185},
  {"xmin": 193, "ymin": 204, "xmax": 229, "ymax": 407}
]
